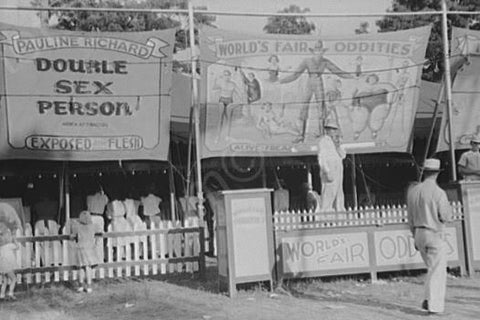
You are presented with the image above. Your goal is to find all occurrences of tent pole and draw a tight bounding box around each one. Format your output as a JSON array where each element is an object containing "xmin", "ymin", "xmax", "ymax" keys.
[
  {"xmin": 185, "ymin": 105, "xmax": 194, "ymax": 198},
  {"xmin": 351, "ymin": 154, "xmax": 358, "ymax": 208},
  {"xmin": 189, "ymin": 1, "xmax": 204, "ymax": 224},
  {"xmin": 168, "ymin": 151, "xmax": 176, "ymax": 222},
  {"xmin": 441, "ymin": 0, "xmax": 457, "ymax": 181},
  {"xmin": 64, "ymin": 162, "xmax": 70, "ymax": 222},
  {"xmin": 420, "ymin": 80, "xmax": 445, "ymax": 180}
]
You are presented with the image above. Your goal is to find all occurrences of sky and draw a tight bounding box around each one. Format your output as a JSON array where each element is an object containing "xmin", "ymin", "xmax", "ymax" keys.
[{"xmin": 192, "ymin": 0, "xmax": 393, "ymax": 36}]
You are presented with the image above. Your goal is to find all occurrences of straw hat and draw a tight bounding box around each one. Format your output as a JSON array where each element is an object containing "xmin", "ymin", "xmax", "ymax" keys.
[
  {"xmin": 324, "ymin": 119, "xmax": 339, "ymax": 130},
  {"xmin": 309, "ymin": 40, "xmax": 328, "ymax": 53},
  {"xmin": 422, "ymin": 158, "xmax": 442, "ymax": 172},
  {"xmin": 471, "ymin": 134, "xmax": 480, "ymax": 144}
]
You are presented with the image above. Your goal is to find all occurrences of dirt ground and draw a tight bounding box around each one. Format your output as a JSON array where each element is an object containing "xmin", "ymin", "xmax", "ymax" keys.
[{"xmin": 1, "ymin": 258, "xmax": 479, "ymax": 320}]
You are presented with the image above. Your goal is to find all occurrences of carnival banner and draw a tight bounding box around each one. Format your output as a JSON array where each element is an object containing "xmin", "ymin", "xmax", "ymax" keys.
[
  {"xmin": 199, "ymin": 26, "xmax": 431, "ymax": 158},
  {"xmin": 0, "ymin": 23, "xmax": 174, "ymax": 161},
  {"xmin": 437, "ymin": 27, "xmax": 480, "ymax": 152}
]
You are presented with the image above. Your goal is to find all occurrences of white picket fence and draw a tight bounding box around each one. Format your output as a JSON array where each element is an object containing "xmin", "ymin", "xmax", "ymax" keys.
[
  {"xmin": 13, "ymin": 217, "xmax": 205, "ymax": 285},
  {"xmin": 273, "ymin": 201, "xmax": 464, "ymax": 231}
]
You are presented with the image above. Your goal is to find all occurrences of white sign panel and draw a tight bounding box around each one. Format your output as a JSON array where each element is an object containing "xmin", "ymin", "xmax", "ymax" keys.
[
  {"xmin": 281, "ymin": 232, "xmax": 369, "ymax": 274},
  {"xmin": 374, "ymin": 228, "xmax": 459, "ymax": 266},
  {"xmin": 231, "ymin": 197, "xmax": 270, "ymax": 277}
]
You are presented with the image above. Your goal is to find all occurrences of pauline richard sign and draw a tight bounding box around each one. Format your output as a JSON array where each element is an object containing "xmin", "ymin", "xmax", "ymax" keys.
[{"xmin": 0, "ymin": 23, "xmax": 174, "ymax": 161}]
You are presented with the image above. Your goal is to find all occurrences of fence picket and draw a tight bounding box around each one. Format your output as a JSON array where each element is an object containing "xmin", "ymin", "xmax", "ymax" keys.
[{"xmin": 150, "ymin": 222, "xmax": 158, "ymax": 275}]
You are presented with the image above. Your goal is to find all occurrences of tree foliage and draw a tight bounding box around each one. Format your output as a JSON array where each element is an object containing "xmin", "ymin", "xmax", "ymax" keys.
[
  {"xmin": 376, "ymin": 0, "xmax": 480, "ymax": 81},
  {"xmin": 263, "ymin": 5, "xmax": 316, "ymax": 35},
  {"xmin": 32, "ymin": 0, "xmax": 215, "ymax": 73},
  {"xmin": 33, "ymin": 0, "xmax": 215, "ymax": 50}
]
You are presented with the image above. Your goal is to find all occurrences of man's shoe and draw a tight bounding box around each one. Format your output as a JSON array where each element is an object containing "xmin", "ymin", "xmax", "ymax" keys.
[
  {"xmin": 427, "ymin": 311, "xmax": 450, "ymax": 317},
  {"xmin": 421, "ymin": 300, "xmax": 429, "ymax": 311}
]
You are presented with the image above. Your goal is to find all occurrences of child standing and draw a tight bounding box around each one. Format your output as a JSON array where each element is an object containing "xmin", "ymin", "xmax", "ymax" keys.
[
  {"xmin": 71, "ymin": 211, "xmax": 102, "ymax": 293},
  {"xmin": 0, "ymin": 222, "xmax": 19, "ymax": 301}
]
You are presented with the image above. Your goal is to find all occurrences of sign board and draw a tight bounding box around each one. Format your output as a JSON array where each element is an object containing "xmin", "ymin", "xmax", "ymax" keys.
[
  {"xmin": 281, "ymin": 232, "xmax": 369, "ymax": 274},
  {"xmin": 215, "ymin": 189, "xmax": 274, "ymax": 297},
  {"xmin": 276, "ymin": 223, "xmax": 465, "ymax": 280},
  {"xmin": 458, "ymin": 181, "xmax": 480, "ymax": 272},
  {"xmin": 374, "ymin": 228, "xmax": 459, "ymax": 266},
  {"xmin": 0, "ymin": 23, "xmax": 174, "ymax": 161},
  {"xmin": 200, "ymin": 26, "xmax": 431, "ymax": 158},
  {"xmin": 437, "ymin": 27, "xmax": 480, "ymax": 152}
]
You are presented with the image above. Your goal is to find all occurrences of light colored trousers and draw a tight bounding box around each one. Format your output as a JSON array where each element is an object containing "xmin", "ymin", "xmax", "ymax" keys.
[{"xmin": 414, "ymin": 228, "xmax": 447, "ymax": 313}]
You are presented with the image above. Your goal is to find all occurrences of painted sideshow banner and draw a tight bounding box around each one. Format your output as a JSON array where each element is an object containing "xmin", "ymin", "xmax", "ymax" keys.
[
  {"xmin": 0, "ymin": 23, "xmax": 173, "ymax": 161},
  {"xmin": 437, "ymin": 27, "xmax": 480, "ymax": 152},
  {"xmin": 199, "ymin": 27, "xmax": 431, "ymax": 158}
]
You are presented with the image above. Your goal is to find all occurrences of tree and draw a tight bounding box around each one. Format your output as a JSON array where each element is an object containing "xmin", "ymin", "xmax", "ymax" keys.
[
  {"xmin": 263, "ymin": 5, "xmax": 315, "ymax": 35},
  {"xmin": 32, "ymin": 0, "xmax": 215, "ymax": 73},
  {"xmin": 33, "ymin": 0, "xmax": 215, "ymax": 51},
  {"xmin": 376, "ymin": 0, "xmax": 480, "ymax": 82},
  {"xmin": 355, "ymin": 22, "xmax": 371, "ymax": 34}
]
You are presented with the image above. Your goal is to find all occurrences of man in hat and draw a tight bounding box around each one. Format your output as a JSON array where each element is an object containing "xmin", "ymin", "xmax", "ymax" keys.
[
  {"xmin": 458, "ymin": 134, "xmax": 480, "ymax": 181},
  {"xmin": 317, "ymin": 120, "xmax": 346, "ymax": 212},
  {"xmin": 407, "ymin": 158, "xmax": 452, "ymax": 315},
  {"xmin": 278, "ymin": 40, "xmax": 355, "ymax": 143}
]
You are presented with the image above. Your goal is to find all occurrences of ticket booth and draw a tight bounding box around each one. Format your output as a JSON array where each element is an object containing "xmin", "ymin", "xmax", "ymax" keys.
[{"xmin": 215, "ymin": 188, "xmax": 275, "ymax": 297}]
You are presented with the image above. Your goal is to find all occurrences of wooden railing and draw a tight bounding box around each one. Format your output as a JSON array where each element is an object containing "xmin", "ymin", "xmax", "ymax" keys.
[
  {"xmin": 13, "ymin": 218, "xmax": 205, "ymax": 285},
  {"xmin": 273, "ymin": 202, "xmax": 464, "ymax": 231}
]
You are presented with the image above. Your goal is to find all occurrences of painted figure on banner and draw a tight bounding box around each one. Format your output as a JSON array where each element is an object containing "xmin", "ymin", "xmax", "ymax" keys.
[
  {"xmin": 238, "ymin": 68, "xmax": 261, "ymax": 104},
  {"xmin": 255, "ymin": 102, "xmax": 300, "ymax": 138},
  {"xmin": 354, "ymin": 55, "xmax": 364, "ymax": 77},
  {"xmin": 406, "ymin": 158, "xmax": 452, "ymax": 315},
  {"xmin": 458, "ymin": 134, "xmax": 480, "ymax": 181},
  {"xmin": 394, "ymin": 60, "xmax": 411, "ymax": 107},
  {"xmin": 277, "ymin": 40, "xmax": 356, "ymax": 143},
  {"xmin": 267, "ymin": 54, "xmax": 281, "ymax": 82},
  {"xmin": 212, "ymin": 69, "xmax": 242, "ymax": 141},
  {"xmin": 325, "ymin": 78, "xmax": 344, "ymax": 128},
  {"xmin": 317, "ymin": 120, "xmax": 346, "ymax": 212},
  {"xmin": 349, "ymin": 73, "xmax": 398, "ymax": 139}
]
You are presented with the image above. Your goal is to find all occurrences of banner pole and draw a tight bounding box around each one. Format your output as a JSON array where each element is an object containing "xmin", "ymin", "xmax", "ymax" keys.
[
  {"xmin": 189, "ymin": 1, "xmax": 205, "ymax": 224},
  {"xmin": 441, "ymin": 0, "xmax": 457, "ymax": 181},
  {"xmin": 420, "ymin": 80, "xmax": 445, "ymax": 180},
  {"xmin": 351, "ymin": 154, "xmax": 358, "ymax": 208}
]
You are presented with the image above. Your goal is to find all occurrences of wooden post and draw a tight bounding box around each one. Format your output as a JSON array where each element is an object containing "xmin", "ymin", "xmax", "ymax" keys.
[
  {"xmin": 441, "ymin": 0, "xmax": 457, "ymax": 181},
  {"xmin": 168, "ymin": 151, "xmax": 176, "ymax": 222},
  {"xmin": 188, "ymin": 1, "xmax": 205, "ymax": 224},
  {"xmin": 351, "ymin": 154, "xmax": 358, "ymax": 208}
]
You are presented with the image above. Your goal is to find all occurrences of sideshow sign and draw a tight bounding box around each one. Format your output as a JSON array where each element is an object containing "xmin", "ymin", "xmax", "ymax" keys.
[
  {"xmin": 200, "ymin": 26, "xmax": 431, "ymax": 158},
  {"xmin": 0, "ymin": 23, "xmax": 174, "ymax": 161}
]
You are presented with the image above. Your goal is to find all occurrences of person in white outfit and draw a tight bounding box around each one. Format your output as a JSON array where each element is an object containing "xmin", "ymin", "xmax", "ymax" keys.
[
  {"xmin": 407, "ymin": 158, "xmax": 452, "ymax": 315},
  {"xmin": 317, "ymin": 120, "xmax": 346, "ymax": 212},
  {"xmin": 140, "ymin": 185, "xmax": 162, "ymax": 227},
  {"xmin": 86, "ymin": 185, "xmax": 109, "ymax": 232}
]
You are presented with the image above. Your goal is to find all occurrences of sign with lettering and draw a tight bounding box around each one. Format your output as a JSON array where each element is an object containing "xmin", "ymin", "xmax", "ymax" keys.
[
  {"xmin": 437, "ymin": 27, "xmax": 480, "ymax": 152},
  {"xmin": 374, "ymin": 228, "xmax": 459, "ymax": 266},
  {"xmin": 215, "ymin": 189, "xmax": 275, "ymax": 297},
  {"xmin": 231, "ymin": 197, "xmax": 270, "ymax": 277},
  {"xmin": 199, "ymin": 26, "xmax": 431, "ymax": 158},
  {"xmin": 281, "ymin": 232, "xmax": 369, "ymax": 274},
  {"xmin": 464, "ymin": 186, "xmax": 480, "ymax": 261},
  {"xmin": 0, "ymin": 23, "xmax": 173, "ymax": 160}
]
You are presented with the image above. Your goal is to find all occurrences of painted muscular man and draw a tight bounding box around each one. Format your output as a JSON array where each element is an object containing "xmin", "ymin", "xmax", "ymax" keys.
[{"xmin": 279, "ymin": 40, "xmax": 355, "ymax": 143}]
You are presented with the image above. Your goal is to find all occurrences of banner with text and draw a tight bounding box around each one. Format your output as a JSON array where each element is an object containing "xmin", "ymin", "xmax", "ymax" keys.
[
  {"xmin": 437, "ymin": 27, "xmax": 480, "ymax": 152},
  {"xmin": 199, "ymin": 26, "xmax": 431, "ymax": 158},
  {"xmin": 0, "ymin": 23, "xmax": 174, "ymax": 161}
]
